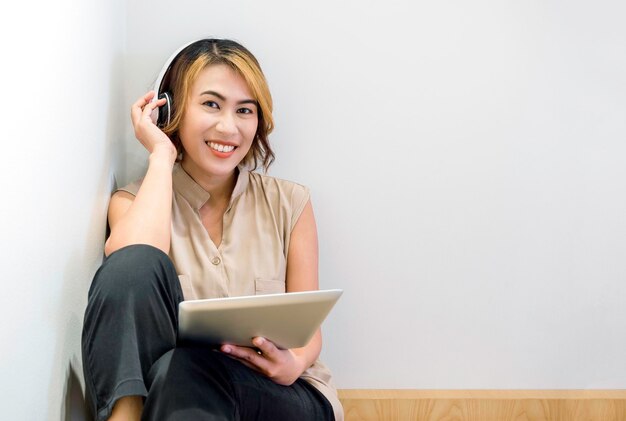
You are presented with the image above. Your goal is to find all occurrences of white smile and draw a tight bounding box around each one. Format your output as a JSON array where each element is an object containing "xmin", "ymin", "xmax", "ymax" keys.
[{"xmin": 207, "ymin": 142, "xmax": 236, "ymax": 153}]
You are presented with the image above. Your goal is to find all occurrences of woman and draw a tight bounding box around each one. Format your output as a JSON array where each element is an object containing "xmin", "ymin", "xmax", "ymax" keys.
[{"xmin": 82, "ymin": 39, "xmax": 342, "ymax": 421}]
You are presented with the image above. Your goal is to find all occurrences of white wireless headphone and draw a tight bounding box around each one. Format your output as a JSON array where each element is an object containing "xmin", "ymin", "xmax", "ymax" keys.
[{"xmin": 150, "ymin": 39, "xmax": 204, "ymax": 127}]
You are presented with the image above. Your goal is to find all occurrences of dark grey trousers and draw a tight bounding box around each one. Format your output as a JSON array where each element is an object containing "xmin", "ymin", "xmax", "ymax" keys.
[{"xmin": 82, "ymin": 244, "xmax": 334, "ymax": 421}]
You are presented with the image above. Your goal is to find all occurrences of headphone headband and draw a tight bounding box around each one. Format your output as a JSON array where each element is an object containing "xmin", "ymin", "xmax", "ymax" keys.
[
  {"xmin": 150, "ymin": 39, "xmax": 204, "ymax": 126},
  {"xmin": 152, "ymin": 39, "xmax": 200, "ymax": 96}
]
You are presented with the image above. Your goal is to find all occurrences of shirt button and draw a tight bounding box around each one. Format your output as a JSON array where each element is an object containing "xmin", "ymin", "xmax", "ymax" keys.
[{"xmin": 211, "ymin": 256, "xmax": 221, "ymax": 265}]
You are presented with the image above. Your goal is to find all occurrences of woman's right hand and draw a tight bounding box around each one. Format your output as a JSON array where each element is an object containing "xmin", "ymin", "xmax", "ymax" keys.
[
  {"xmin": 106, "ymin": 91, "xmax": 178, "ymax": 256},
  {"xmin": 131, "ymin": 91, "xmax": 177, "ymax": 163}
]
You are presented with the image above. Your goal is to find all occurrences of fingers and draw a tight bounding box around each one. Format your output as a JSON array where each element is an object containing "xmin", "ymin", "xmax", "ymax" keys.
[
  {"xmin": 221, "ymin": 340, "xmax": 302, "ymax": 386},
  {"xmin": 252, "ymin": 337, "xmax": 279, "ymax": 357},
  {"xmin": 130, "ymin": 91, "xmax": 166, "ymax": 125},
  {"xmin": 130, "ymin": 91, "xmax": 155, "ymax": 120},
  {"xmin": 221, "ymin": 343, "xmax": 270, "ymax": 372},
  {"xmin": 141, "ymin": 90, "xmax": 157, "ymax": 104}
]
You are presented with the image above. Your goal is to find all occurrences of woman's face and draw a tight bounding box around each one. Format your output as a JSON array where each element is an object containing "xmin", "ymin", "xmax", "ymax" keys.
[{"xmin": 179, "ymin": 63, "xmax": 258, "ymax": 180}]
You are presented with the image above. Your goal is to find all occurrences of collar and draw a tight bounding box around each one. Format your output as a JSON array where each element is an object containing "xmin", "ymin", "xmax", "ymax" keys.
[{"xmin": 172, "ymin": 162, "xmax": 250, "ymax": 210}]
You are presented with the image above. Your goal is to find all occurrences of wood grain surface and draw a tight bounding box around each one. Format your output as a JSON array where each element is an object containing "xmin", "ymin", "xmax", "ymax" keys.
[{"xmin": 338, "ymin": 390, "xmax": 626, "ymax": 421}]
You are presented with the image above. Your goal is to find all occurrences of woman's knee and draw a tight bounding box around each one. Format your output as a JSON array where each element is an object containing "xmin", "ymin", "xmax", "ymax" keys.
[{"xmin": 88, "ymin": 244, "xmax": 180, "ymax": 304}]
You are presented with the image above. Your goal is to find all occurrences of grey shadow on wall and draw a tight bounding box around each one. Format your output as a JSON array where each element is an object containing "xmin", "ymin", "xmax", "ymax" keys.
[
  {"xmin": 47, "ymin": 51, "xmax": 126, "ymax": 421},
  {"xmin": 65, "ymin": 346, "xmax": 94, "ymax": 421}
]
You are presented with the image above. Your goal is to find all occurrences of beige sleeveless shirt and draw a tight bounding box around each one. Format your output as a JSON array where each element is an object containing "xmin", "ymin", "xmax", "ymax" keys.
[{"xmin": 119, "ymin": 163, "xmax": 343, "ymax": 420}]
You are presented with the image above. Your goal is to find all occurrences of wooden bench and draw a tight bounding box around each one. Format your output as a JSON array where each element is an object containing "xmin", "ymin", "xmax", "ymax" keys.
[{"xmin": 338, "ymin": 389, "xmax": 626, "ymax": 420}]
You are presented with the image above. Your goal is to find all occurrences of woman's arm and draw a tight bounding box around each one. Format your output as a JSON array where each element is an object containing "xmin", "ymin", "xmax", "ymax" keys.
[
  {"xmin": 220, "ymin": 199, "xmax": 322, "ymax": 385},
  {"xmin": 104, "ymin": 92, "xmax": 177, "ymax": 257},
  {"xmin": 283, "ymin": 199, "xmax": 323, "ymax": 370}
]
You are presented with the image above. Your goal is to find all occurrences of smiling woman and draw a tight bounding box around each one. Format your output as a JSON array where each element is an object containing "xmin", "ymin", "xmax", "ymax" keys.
[
  {"xmin": 178, "ymin": 64, "xmax": 259, "ymax": 182},
  {"xmin": 158, "ymin": 39, "xmax": 274, "ymax": 172},
  {"xmin": 81, "ymin": 39, "xmax": 342, "ymax": 421}
]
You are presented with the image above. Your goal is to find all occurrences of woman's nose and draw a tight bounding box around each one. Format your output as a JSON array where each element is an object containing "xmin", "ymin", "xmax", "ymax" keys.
[{"xmin": 215, "ymin": 112, "xmax": 237, "ymax": 135}]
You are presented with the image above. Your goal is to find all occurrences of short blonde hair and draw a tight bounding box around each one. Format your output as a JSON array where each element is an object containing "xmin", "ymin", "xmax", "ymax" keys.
[{"xmin": 160, "ymin": 39, "xmax": 275, "ymax": 171}]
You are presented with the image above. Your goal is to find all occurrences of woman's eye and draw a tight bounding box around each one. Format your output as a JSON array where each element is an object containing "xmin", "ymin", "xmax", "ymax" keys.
[
  {"xmin": 237, "ymin": 107, "xmax": 254, "ymax": 115},
  {"xmin": 203, "ymin": 101, "xmax": 219, "ymax": 109}
]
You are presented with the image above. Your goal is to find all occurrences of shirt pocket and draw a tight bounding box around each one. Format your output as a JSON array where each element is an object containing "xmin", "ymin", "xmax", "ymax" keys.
[
  {"xmin": 254, "ymin": 278, "xmax": 285, "ymax": 295},
  {"xmin": 178, "ymin": 274, "xmax": 196, "ymax": 300}
]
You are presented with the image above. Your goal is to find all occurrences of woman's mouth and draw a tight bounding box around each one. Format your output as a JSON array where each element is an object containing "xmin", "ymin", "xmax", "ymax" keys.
[
  {"xmin": 207, "ymin": 141, "xmax": 236, "ymax": 153},
  {"xmin": 206, "ymin": 141, "xmax": 237, "ymax": 158}
]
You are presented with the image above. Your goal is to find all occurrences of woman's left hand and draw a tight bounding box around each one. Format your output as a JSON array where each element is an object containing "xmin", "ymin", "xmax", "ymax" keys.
[{"xmin": 221, "ymin": 337, "xmax": 307, "ymax": 386}]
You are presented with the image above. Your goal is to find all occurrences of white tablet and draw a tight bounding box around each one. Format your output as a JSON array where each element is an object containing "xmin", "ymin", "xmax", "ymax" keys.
[{"xmin": 178, "ymin": 289, "xmax": 343, "ymax": 349}]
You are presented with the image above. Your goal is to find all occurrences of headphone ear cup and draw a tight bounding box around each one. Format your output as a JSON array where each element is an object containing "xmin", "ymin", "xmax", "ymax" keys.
[{"xmin": 156, "ymin": 92, "xmax": 172, "ymax": 128}]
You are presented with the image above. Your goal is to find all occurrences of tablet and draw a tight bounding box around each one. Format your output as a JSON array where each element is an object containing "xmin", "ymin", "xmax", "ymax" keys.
[{"xmin": 178, "ymin": 289, "xmax": 343, "ymax": 349}]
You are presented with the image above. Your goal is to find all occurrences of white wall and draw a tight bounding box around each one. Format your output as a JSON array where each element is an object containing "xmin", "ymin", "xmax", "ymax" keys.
[
  {"xmin": 125, "ymin": 0, "xmax": 626, "ymax": 389},
  {"xmin": 1, "ymin": 0, "xmax": 624, "ymax": 418},
  {"xmin": 0, "ymin": 0, "xmax": 125, "ymax": 419}
]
